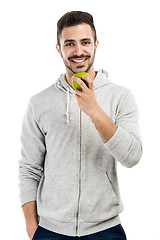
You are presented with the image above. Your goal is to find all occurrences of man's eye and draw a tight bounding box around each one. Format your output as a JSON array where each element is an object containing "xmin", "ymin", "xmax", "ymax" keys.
[
  {"xmin": 82, "ymin": 42, "xmax": 90, "ymax": 45},
  {"xmin": 66, "ymin": 43, "xmax": 73, "ymax": 47}
]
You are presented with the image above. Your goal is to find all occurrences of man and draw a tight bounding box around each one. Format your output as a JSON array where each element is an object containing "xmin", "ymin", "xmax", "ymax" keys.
[{"xmin": 19, "ymin": 11, "xmax": 143, "ymax": 240}]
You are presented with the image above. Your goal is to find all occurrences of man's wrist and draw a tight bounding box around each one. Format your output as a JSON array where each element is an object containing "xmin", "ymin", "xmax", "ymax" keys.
[
  {"xmin": 88, "ymin": 104, "xmax": 101, "ymax": 121},
  {"xmin": 88, "ymin": 103, "xmax": 118, "ymax": 143}
]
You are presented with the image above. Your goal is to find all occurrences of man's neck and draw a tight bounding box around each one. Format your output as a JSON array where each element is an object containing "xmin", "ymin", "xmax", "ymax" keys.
[{"xmin": 65, "ymin": 68, "xmax": 96, "ymax": 89}]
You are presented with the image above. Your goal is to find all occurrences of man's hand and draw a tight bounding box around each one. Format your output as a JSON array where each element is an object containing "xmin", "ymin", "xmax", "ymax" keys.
[
  {"xmin": 72, "ymin": 75, "xmax": 99, "ymax": 117},
  {"xmin": 22, "ymin": 201, "xmax": 38, "ymax": 239},
  {"xmin": 72, "ymin": 74, "xmax": 118, "ymax": 143},
  {"xmin": 26, "ymin": 220, "xmax": 38, "ymax": 240}
]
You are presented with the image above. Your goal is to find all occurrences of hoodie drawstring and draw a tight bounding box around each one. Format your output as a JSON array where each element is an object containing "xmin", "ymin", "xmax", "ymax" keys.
[{"xmin": 65, "ymin": 86, "xmax": 70, "ymax": 125}]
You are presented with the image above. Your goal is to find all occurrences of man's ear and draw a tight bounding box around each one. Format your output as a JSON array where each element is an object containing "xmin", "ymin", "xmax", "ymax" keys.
[
  {"xmin": 95, "ymin": 40, "xmax": 99, "ymax": 50},
  {"xmin": 56, "ymin": 44, "xmax": 63, "ymax": 58}
]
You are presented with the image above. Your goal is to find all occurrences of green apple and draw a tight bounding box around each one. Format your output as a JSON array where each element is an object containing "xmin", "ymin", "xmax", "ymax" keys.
[{"xmin": 72, "ymin": 72, "xmax": 89, "ymax": 90}]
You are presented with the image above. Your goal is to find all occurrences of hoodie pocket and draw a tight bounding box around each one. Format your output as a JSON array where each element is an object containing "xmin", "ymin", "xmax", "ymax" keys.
[
  {"xmin": 37, "ymin": 173, "xmax": 76, "ymax": 222},
  {"xmin": 80, "ymin": 172, "xmax": 120, "ymax": 223}
]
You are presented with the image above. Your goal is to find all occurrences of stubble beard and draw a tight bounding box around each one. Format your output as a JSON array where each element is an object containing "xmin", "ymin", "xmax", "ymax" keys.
[{"xmin": 62, "ymin": 49, "xmax": 96, "ymax": 74}]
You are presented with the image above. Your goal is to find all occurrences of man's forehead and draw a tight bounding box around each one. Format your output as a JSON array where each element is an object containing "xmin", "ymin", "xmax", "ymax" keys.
[{"xmin": 60, "ymin": 24, "xmax": 94, "ymax": 42}]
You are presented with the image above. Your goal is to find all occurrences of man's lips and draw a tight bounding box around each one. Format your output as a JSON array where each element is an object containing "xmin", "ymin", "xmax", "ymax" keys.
[
  {"xmin": 71, "ymin": 58, "xmax": 86, "ymax": 63},
  {"xmin": 68, "ymin": 56, "xmax": 90, "ymax": 64},
  {"xmin": 71, "ymin": 58, "xmax": 87, "ymax": 63}
]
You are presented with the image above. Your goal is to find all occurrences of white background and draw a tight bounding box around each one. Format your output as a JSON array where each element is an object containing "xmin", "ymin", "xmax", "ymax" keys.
[{"xmin": 0, "ymin": 0, "xmax": 160, "ymax": 239}]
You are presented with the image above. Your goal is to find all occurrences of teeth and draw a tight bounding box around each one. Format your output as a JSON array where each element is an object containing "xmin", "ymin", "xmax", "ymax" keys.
[{"xmin": 72, "ymin": 59, "xmax": 86, "ymax": 63}]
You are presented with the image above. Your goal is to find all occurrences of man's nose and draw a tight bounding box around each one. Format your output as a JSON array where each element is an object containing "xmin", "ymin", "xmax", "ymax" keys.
[{"xmin": 73, "ymin": 44, "xmax": 84, "ymax": 56}]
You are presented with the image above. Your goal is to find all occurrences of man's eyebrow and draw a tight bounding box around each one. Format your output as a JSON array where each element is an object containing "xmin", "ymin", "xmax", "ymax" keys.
[
  {"xmin": 80, "ymin": 38, "xmax": 91, "ymax": 41},
  {"xmin": 64, "ymin": 38, "xmax": 91, "ymax": 44},
  {"xmin": 64, "ymin": 39, "xmax": 75, "ymax": 43}
]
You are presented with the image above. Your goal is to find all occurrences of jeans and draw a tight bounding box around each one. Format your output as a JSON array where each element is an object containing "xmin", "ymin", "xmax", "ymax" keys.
[{"xmin": 32, "ymin": 224, "xmax": 127, "ymax": 240}]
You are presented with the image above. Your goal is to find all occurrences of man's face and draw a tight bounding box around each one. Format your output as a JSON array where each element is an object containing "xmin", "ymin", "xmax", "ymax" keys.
[{"xmin": 56, "ymin": 23, "xmax": 98, "ymax": 74}]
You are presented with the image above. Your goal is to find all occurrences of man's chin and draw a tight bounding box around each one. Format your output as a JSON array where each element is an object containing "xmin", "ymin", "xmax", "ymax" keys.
[
  {"xmin": 65, "ymin": 61, "xmax": 92, "ymax": 74},
  {"xmin": 71, "ymin": 65, "xmax": 88, "ymax": 73}
]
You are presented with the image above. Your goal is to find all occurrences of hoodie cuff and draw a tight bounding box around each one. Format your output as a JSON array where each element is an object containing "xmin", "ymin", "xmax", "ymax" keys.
[
  {"xmin": 104, "ymin": 126, "xmax": 134, "ymax": 163},
  {"xmin": 104, "ymin": 126, "xmax": 123, "ymax": 150},
  {"xmin": 20, "ymin": 190, "xmax": 37, "ymax": 206}
]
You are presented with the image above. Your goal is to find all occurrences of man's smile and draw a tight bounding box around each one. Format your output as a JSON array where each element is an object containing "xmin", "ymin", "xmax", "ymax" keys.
[
  {"xmin": 68, "ymin": 55, "xmax": 90, "ymax": 66},
  {"xmin": 71, "ymin": 58, "xmax": 87, "ymax": 63}
]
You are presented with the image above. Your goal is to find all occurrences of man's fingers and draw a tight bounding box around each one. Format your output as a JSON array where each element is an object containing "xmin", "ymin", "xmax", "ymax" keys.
[
  {"xmin": 82, "ymin": 75, "xmax": 93, "ymax": 90},
  {"xmin": 72, "ymin": 76, "xmax": 88, "ymax": 91}
]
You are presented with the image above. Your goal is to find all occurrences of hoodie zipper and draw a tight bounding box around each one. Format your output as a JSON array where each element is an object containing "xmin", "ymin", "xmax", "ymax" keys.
[{"xmin": 76, "ymin": 109, "xmax": 82, "ymax": 236}]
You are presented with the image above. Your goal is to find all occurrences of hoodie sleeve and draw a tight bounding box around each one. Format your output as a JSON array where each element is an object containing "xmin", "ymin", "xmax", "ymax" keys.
[
  {"xmin": 18, "ymin": 99, "xmax": 46, "ymax": 206},
  {"xmin": 104, "ymin": 89, "xmax": 143, "ymax": 168}
]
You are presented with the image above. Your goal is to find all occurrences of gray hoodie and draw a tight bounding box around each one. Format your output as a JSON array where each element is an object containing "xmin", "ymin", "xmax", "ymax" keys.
[{"xmin": 19, "ymin": 69, "xmax": 143, "ymax": 237}]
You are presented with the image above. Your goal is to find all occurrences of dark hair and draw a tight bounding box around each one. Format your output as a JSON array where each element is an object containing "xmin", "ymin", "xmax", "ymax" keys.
[{"xmin": 57, "ymin": 11, "xmax": 97, "ymax": 46}]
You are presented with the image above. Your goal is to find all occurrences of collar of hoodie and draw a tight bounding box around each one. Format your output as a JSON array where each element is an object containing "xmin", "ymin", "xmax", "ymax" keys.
[{"xmin": 56, "ymin": 69, "xmax": 109, "ymax": 125}]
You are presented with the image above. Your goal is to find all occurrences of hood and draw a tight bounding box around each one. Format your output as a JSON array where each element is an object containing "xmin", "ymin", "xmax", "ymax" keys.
[{"xmin": 56, "ymin": 69, "xmax": 110, "ymax": 125}]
